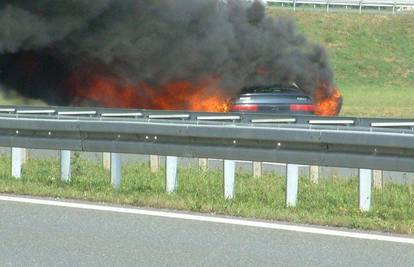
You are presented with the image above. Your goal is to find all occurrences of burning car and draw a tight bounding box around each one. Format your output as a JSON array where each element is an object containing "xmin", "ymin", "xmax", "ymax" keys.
[
  {"xmin": 0, "ymin": 1, "xmax": 342, "ymax": 116},
  {"xmin": 230, "ymin": 82, "xmax": 343, "ymax": 116},
  {"xmin": 230, "ymin": 83, "xmax": 315, "ymax": 114}
]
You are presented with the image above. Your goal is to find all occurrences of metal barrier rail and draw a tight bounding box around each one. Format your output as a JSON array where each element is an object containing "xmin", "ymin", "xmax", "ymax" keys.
[
  {"xmin": 0, "ymin": 115, "xmax": 413, "ymax": 171},
  {"xmin": 1, "ymin": 105, "xmax": 413, "ymax": 211},
  {"xmin": 260, "ymin": 0, "xmax": 414, "ymax": 13},
  {"xmin": 1, "ymin": 105, "xmax": 414, "ymax": 129}
]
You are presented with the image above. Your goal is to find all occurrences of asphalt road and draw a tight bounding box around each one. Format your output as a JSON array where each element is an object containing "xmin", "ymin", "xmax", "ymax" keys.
[{"xmin": 0, "ymin": 196, "xmax": 413, "ymax": 267}]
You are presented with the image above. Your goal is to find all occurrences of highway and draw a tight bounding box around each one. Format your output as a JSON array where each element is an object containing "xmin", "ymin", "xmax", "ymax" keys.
[{"xmin": 0, "ymin": 195, "xmax": 413, "ymax": 266}]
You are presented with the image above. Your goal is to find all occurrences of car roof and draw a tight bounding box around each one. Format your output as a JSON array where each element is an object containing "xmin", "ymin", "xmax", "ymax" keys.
[{"xmin": 240, "ymin": 84, "xmax": 301, "ymax": 94}]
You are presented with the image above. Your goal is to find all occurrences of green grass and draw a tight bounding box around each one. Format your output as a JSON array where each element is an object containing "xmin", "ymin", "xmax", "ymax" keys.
[
  {"xmin": 0, "ymin": 89, "xmax": 45, "ymax": 106},
  {"xmin": 0, "ymin": 155, "xmax": 412, "ymax": 235},
  {"xmin": 268, "ymin": 10, "xmax": 414, "ymax": 118}
]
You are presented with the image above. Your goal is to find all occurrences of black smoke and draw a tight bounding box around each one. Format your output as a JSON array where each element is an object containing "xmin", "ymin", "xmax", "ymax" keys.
[{"xmin": 0, "ymin": 0, "xmax": 334, "ymax": 106}]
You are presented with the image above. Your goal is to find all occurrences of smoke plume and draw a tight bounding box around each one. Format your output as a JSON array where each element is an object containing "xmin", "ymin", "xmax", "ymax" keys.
[{"xmin": 0, "ymin": 0, "xmax": 334, "ymax": 108}]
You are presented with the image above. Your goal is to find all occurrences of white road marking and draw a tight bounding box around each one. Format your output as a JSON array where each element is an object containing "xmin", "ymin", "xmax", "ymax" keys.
[{"xmin": 0, "ymin": 195, "xmax": 413, "ymax": 245}]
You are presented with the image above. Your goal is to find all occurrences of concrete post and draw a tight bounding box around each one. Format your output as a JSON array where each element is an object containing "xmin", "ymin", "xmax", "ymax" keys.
[
  {"xmin": 111, "ymin": 153, "xmax": 122, "ymax": 188},
  {"xmin": 359, "ymin": 169, "xmax": 372, "ymax": 212},
  {"xmin": 150, "ymin": 155, "xmax": 160, "ymax": 173},
  {"xmin": 224, "ymin": 160, "xmax": 235, "ymax": 199},
  {"xmin": 198, "ymin": 158, "xmax": 208, "ymax": 171},
  {"xmin": 11, "ymin": 147, "xmax": 23, "ymax": 178},
  {"xmin": 309, "ymin": 166, "xmax": 320, "ymax": 184},
  {"xmin": 60, "ymin": 150, "xmax": 71, "ymax": 182},
  {"xmin": 166, "ymin": 156, "xmax": 178, "ymax": 193},
  {"xmin": 102, "ymin": 152, "xmax": 111, "ymax": 171},
  {"xmin": 253, "ymin": 162, "xmax": 262, "ymax": 177},
  {"xmin": 373, "ymin": 170, "xmax": 383, "ymax": 190},
  {"xmin": 286, "ymin": 164, "xmax": 299, "ymax": 207},
  {"xmin": 21, "ymin": 148, "xmax": 28, "ymax": 164}
]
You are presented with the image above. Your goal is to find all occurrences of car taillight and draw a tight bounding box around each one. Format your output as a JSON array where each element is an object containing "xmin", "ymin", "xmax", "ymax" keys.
[
  {"xmin": 289, "ymin": 104, "xmax": 314, "ymax": 112},
  {"xmin": 230, "ymin": 104, "xmax": 259, "ymax": 112}
]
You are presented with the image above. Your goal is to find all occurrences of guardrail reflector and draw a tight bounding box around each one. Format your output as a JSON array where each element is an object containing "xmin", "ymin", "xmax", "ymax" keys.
[
  {"xmin": 371, "ymin": 122, "xmax": 414, "ymax": 128},
  {"xmin": 148, "ymin": 114, "xmax": 190, "ymax": 119},
  {"xmin": 58, "ymin": 111, "xmax": 97, "ymax": 116},
  {"xmin": 309, "ymin": 120, "xmax": 355, "ymax": 125},
  {"xmin": 251, "ymin": 118, "xmax": 297, "ymax": 123},
  {"xmin": 0, "ymin": 108, "xmax": 16, "ymax": 113},
  {"xmin": 16, "ymin": 109, "xmax": 56, "ymax": 114},
  {"xmin": 101, "ymin": 112, "xmax": 143, "ymax": 117},
  {"xmin": 197, "ymin": 116, "xmax": 240, "ymax": 121}
]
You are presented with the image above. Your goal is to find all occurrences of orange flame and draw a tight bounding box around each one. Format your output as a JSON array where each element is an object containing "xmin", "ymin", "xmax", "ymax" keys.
[
  {"xmin": 313, "ymin": 82, "xmax": 343, "ymax": 116},
  {"xmin": 69, "ymin": 74, "xmax": 230, "ymax": 112}
]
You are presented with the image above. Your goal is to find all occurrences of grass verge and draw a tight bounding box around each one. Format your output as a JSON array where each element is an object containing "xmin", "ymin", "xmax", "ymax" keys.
[
  {"xmin": 268, "ymin": 9, "xmax": 414, "ymax": 118},
  {"xmin": 0, "ymin": 155, "xmax": 412, "ymax": 235}
]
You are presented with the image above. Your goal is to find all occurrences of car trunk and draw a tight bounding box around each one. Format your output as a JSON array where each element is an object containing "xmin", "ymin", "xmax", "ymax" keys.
[{"xmin": 231, "ymin": 91, "xmax": 314, "ymax": 113}]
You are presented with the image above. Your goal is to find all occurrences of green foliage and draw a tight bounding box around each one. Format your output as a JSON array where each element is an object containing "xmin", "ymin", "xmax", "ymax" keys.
[{"xmin": 0, "ymin": 155, "xmax": 412, "ymax": 235}]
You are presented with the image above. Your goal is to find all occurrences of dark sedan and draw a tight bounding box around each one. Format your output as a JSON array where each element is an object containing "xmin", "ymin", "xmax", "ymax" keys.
[{"xmin": 230, "ymin": 84, "xmax": 314, "ymax": 114}]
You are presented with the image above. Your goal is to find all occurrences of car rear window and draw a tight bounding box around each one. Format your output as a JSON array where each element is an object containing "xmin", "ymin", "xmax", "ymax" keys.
[{"xmin": 241, "ymin": 85, "xmax": 298, "ymax": 94}]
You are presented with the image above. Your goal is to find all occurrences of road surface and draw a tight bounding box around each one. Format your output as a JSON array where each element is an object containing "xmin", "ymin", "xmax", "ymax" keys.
[{"xmin": 0, "ymin": 195, "xmax": 413, "ymax": 266}]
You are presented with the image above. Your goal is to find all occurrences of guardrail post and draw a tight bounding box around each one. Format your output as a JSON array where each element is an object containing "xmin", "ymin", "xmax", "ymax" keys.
[
  {"xmin": 253, "ymin": 162, "xmax": 262, "ymax": 177},
  {"xmin": 359, "ymin": 169, "xmax": 372, "ymax": 212},
  {"xmin": 111, "ymin": 153, "xmax": 122, "ymax": 188},
  {"xmin": 199, "ymin": 158, "xmax": 208, "ymax": 171},
  {"xmin": 11, "ymin": 147, "xmax": 24, "ymax": 178},
  {"xmin": 224, "ymin": 160, "xmax": 235, "ymax": 199},
  {"xmin": 166, "ymin": 156, "xmax": 178, "ymax": 193},
  {"xmin": 286, "ymin": 164, "xmax": 299, "ymax": 207},
  {"xmin": 60, "ymin": 150, "xmax": 71, "ymax": 182},
  {"xmin": 150, "ymin": 155, "xmax": 160, "ymax": 172},
  {"xmin": 103, "ymin": 152, "xmax": 111, "ymax": 171},
  {"xmin": 373, "ymin": 170, "xmax": 383, "ymax": 189},
  {"xmin": 293, "ymin": 0, "xmax": 296, "ymax": 11},
  {"xmin": 309, "ymin": 165, "xmax": 319, "ymax": 184}
]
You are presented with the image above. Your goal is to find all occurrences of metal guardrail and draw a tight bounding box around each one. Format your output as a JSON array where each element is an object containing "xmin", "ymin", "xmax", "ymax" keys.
[
  {"xmin": 1, "ymin": 105, "xmax": 413, "ymax": 211},
  {"xmin": 0, "ymin": 106, "xmax": 413, "ymax": 171},
  {"xmin": 250, "ymin": 0, "xmax": 414, "ymax": 13},
  {"xmin": 1, "ymin": 105, "xmax": 414, "ymax": 128}
]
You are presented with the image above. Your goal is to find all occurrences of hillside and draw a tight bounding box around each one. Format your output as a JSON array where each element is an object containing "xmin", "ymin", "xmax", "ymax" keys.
[{"xmin": 268, "ymin": 9, "xmax": 414, "ymax": 117}]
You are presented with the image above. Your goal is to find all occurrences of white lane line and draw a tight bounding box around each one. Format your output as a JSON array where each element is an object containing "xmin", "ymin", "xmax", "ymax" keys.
[{"xmin": 0, "ymin": 195, "xmax": 413, "ymax": 245}]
